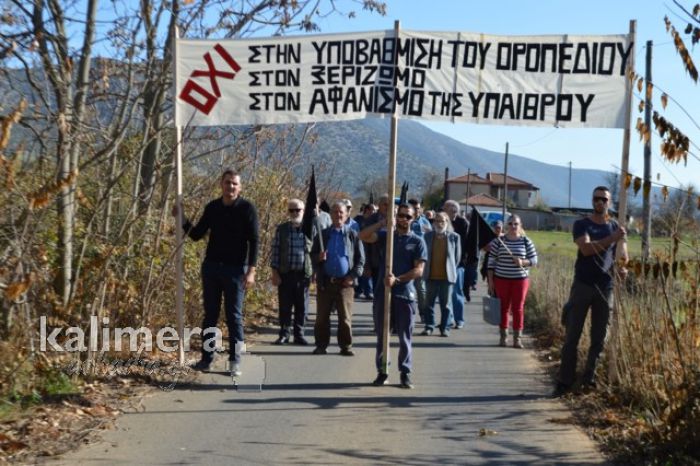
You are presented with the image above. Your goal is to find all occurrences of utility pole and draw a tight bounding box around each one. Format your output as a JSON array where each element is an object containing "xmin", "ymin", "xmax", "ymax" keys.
[
  {"xmin": 609, "ymin": 19, "xmax": 636, "ymax": 385},
  {"xmin": 466, "ymin": 168, "xmax": 471, "ymax": 211},
  {"xmin": 568, "ymin": 161, "xmax": 572, "ymax": 209},
  {"xmin": 444, "ymin": 167, "xmax": 449, "ymax": 203},
  {"xmin": 642, "ymin": 40, "xmax": 653, "ymax": 260},
  {"xmin": 502, "ymin": 142, "xmax": 509, "ymax": 222}
]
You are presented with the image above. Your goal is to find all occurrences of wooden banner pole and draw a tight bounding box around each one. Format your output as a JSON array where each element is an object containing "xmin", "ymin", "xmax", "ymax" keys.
[
  {"xmin": 381, "ymin": 19, "xmax": 400, "ymax": 375},
  {"xmin": 173, "ymin": 25, "xmax": 185, "ymax": 366},
  {"xmin": 608, "ymin": 19, "xmax": 636, "ymax": 382}
]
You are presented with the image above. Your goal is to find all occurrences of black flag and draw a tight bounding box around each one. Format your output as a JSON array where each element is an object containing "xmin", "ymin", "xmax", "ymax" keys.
[
  {"xmin": 465, "ymin": 206, "xmax": 497, "ymax": 263},
  {"xmin": 369, "ymin": 191, "xmax": 374, "ymax": 205},
  {"xmin": 399, "ymin": 181, "xmax": 409, "ymax": 204},
  {"xmin": 301, "ymin": 167, "xmax": 318, "ymax": 243}
]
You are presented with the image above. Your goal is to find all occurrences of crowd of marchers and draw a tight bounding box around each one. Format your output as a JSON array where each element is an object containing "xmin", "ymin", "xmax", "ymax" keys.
[{"xmin": 175, "ymin": 169, "xmax": 627, "ymax": 394}]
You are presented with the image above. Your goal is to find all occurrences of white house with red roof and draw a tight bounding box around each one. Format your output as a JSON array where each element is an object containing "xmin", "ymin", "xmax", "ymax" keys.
[{"xmin": 445, "ymin": 172, "xmax": 541, "ymax": 209}]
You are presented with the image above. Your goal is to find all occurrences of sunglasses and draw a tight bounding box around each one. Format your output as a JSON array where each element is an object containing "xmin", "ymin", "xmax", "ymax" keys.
[
  {"xmin": 288, "ymin": 208, "xmax": 302, "ymax": 213},
  {"xmin": 593, "ymin": 196, "xmax": 609, "ymax": 203},
  {"xmin": 397, "ymin": 213, "xmax": 413, "ymax": 220}
]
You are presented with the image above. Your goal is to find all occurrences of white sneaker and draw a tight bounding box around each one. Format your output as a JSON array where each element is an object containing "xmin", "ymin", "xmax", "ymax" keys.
[{"xmin": 229, "ymin": 361, "xmax": 242, "ymax": 377}]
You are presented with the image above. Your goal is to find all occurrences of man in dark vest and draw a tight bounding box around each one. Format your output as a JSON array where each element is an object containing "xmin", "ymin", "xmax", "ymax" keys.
[{"xmin": 270, "ymin": 198, "xmax": 313, "ymax": 345}]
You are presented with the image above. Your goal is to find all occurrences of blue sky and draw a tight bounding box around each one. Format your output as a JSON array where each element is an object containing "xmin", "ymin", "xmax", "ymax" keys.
[{"xmin": 309, "ymin": 0, "xmax": 699, "ymax": 189}]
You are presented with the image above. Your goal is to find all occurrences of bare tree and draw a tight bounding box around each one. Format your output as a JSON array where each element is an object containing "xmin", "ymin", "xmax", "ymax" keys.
[{"xmin": 0, "ymin": 0, "xmax": 386, "ymax": 310}]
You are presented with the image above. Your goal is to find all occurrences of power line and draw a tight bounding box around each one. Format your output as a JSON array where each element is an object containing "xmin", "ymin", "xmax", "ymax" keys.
[
  {"xmin": 612, "ymin": 164, "xmax": 696, "ymax": 193},
  {"xmin": 509, "ymin": 127, "xmax": 559, "ymax": 148},
  {"xmin": 655, "ymin": 154, "xmax": 684, "ymax": 186}
]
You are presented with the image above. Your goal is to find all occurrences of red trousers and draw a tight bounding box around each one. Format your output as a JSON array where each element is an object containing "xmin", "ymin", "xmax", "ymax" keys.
[{"xmin": 493, "ymin": 277, "xmax": 530, "ymax": 331}]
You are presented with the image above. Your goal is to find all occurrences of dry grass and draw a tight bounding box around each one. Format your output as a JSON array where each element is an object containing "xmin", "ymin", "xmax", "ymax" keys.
[{"xmin": 527, "ymin": 249, "xmax": 700, "ymax": 465}]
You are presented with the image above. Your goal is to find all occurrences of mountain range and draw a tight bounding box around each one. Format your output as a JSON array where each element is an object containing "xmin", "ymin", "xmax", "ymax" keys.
[
  {"xmin": 2, "ymin": 65, "xmax": 620, "ymax": 209},
  {"xmin": 302, "ymin": 117, "xmax": 618, "ymax": 209}
]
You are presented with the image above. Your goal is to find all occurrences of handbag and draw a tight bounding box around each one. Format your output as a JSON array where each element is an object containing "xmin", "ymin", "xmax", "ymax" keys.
[{"xmin": 482, "ymin": 295, "xmax": 501, "ymax": 325}]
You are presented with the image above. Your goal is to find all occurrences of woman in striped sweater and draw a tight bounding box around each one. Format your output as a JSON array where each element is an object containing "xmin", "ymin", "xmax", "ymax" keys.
[{"xmin": 487, "ymin": 215, "xmax": 538, "ymax": 348}]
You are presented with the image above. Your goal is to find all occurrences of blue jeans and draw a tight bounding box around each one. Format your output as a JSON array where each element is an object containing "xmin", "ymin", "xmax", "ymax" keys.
[
  {"xmin": 424, "ymin": 280, "xmax": 453, "ymax": 332},
  {"xmin": 201, "ymin": 261, "xmax": 246, "ymax": 364},
  {"xmin": 374, "ymin": 298, "xmax": 416, "ymax": 374},
  {"xmin": 451, "ymin": 266, "xmax": 465, "ymax": 325},
  {"xmin": 277, "ymin": 271, "xmax": 309, "ymax": 338},
  {"xmin": 464, "ymin": 263, "xmax": 478, "ymax": 301}
]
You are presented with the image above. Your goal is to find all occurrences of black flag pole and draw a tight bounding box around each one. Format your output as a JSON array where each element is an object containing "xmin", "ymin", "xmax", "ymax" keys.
[
  {"xmin": 466, "ymin": 206, "xmax": 498, "ymax": 263},
  {"xmin": 465, "ymin": 206, "xmax": 524, "ymax": 270},
  {"xmin": 399, "ymin": 181, "xmax": 409, "ymax": 204}
]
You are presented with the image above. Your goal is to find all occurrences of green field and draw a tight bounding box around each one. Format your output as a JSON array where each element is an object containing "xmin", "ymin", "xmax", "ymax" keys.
[{"xmin": 526, "ymin": 230, "xmax": 698, "ymax": 259}]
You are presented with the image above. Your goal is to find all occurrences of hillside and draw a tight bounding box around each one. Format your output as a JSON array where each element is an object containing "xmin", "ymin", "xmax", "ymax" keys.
[
  {"xmin": 303, "ymin": 118, "xmax": 616, "ymax": 208},
  {"xmin": 2, "ymin": 63, "xmax": 617, "ymax": 209}
]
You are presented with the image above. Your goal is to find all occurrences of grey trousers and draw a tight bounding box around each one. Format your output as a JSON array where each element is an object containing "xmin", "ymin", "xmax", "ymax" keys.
[{"xmin": 558, "ymin": 279, "xmax": 613, "ymax": 387}]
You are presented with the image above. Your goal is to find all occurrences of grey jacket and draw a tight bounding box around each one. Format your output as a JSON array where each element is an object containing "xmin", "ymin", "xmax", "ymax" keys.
[{"xmin": 422, "ymin": 230, "xmax": 461, "ymax": 284}]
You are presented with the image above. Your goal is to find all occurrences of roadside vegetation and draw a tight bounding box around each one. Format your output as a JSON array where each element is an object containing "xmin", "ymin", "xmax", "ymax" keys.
[
  {"xmin": 1, "ymin": 0, "xmax": 699, "ymax": 463},
  {"xmin": 0, "ymin": 1, "xmax": 387, "ymax": 461},
  {"xmin": 526, "ymin": 227, "xmax": 699, "ymax": 464}
]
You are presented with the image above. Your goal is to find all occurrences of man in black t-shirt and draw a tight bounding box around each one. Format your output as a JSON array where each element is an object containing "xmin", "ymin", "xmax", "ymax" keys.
[
  {"xmin": 174, "ymin": 169, "xmax": 259, "ymax": 376},
  {"xmin": 554, "ymin": 186, "xmax": 628, "ymax": 396}
]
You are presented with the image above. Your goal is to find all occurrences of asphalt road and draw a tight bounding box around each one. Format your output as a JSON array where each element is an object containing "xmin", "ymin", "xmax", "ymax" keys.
[{"xmin": 55, "ymin": 285, "xmax": 606, "ymax": 465}]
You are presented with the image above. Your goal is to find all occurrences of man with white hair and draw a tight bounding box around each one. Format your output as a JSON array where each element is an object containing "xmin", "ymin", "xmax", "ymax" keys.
[
  {"xmin": 442, "ymin": 200, "xmax": 469, "ymax": 329},
  {"xmin": 312, "ymin": 201, "xmax": 365, "ymax": 355},
  {"xmin": 270, "ymin": 198, "xmax": 312, "ymax": 345},
  {"xmin": 342, "ymin": 198, "xmax": 360, "ymax": 232}
]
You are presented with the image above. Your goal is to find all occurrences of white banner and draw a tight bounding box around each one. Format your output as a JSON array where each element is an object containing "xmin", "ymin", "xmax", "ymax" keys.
[{"xmin": 175, "ymin": 30, "xmax": 632, "ymax": 128}]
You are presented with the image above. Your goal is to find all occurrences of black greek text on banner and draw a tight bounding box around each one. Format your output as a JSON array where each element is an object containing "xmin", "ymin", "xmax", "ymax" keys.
[{"xmin": 175, "ymin": 30, "xmax": 632, "ymax": 128}]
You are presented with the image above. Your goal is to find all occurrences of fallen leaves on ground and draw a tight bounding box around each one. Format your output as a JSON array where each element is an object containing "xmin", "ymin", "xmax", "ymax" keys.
[
  {"xmin": 0, "ymin": 305, "xmax": 277, "ymax": 464},
  {"xmin": 0, "ymin": 380, "xmax": 149, "ymax": 463}
]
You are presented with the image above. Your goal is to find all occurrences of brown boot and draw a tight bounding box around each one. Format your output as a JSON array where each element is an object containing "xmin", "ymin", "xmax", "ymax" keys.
[
  {"xmin": 499, "ymin": 328, "xmax": 508, "ymax": 347},
  {"xmin": 513, "ymin": 330, "xmax": 523, "ymax": 349}
]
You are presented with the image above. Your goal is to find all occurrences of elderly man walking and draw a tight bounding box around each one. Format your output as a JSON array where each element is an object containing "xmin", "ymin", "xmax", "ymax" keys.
[
  {"xmin": 312, "ymin": 201, "xmax": 365, "ymax": 356},
  {"xmin": 443, "ymin": 200, "xmax": 469, "ymax": 329},
  {"xmin": 420, "ymin": 212, "xmax": 461, "ymax": 337},
  {"xmin": 270, "ymin": 198, "xmax": 312, "ymax": 346}
]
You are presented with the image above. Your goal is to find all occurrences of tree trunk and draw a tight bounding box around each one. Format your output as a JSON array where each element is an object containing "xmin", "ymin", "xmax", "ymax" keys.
[{"xmin": 136, "ymin": 0, "xmax": 176, "ymax": 214}]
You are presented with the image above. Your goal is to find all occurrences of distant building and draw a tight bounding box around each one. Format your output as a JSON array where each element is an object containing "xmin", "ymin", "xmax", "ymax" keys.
[
  {"xmin": 463, "ymin": 193, "xmax": 502, "ymax": 212},
  {"xmin": 445, "ymin": 172, "xmax": 541, "ymax": 209}
]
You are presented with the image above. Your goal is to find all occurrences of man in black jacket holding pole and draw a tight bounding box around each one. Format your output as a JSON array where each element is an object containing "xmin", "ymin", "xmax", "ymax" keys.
[{"xmin": 174, "ymin": 169, "xmax": 259, "ymax": 377}]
